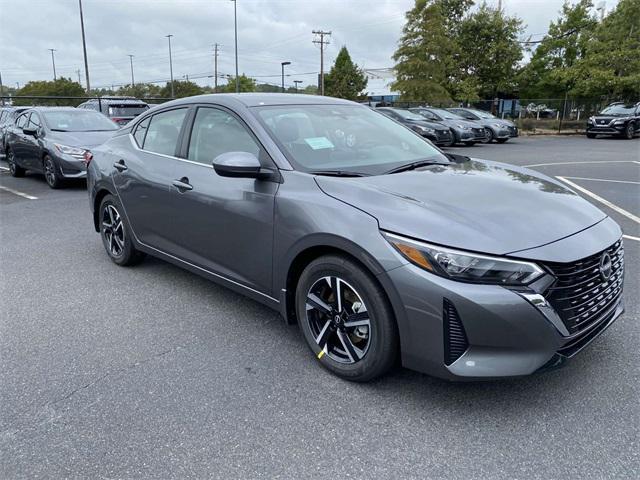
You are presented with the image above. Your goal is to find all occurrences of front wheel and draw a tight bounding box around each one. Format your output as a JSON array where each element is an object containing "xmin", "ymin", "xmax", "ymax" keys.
[
  {"xmin": 624, "ymin": 124, "xmax": 635, "ymax": 139},
  {"xmin": 481, "ymin": 128, "xmax": 494, "ymax": 144},
  {"xmin": 7, "ymin": 149, "xmax": 26, "ymax": 177},
  {"xmin": 43, "ymin": 155, "xmax": 64, "ymax": 189},
  {"xmin": 296, "ymin": 255, "xmax": 398, "ymax": 382},
  {"xmin": 99, "ymin": 194, "xmax": 145, "ymax": 266}
]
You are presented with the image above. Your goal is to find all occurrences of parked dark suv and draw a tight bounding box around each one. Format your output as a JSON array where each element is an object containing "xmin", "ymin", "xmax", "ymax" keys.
[
  {"xmin": 77, "ymin": 96, "xmax": 150, "ymax": 126},
  {"xmin": 586, "ymin": 102, "xmax": 640, "ymax": 139}
]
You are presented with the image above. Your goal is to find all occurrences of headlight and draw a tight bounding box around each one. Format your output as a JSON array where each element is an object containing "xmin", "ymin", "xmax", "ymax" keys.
[
  {"xmin": 493, "ymin": 123, "xmax": 503, "ymax": 128},
  {"xmin": 457, "ymin": 124, "xmax": 470, "ymax": 130},
  {"xmin": 54, "ymin": 143, "xmax": 88, "ymax": 159},
  {"xmin": 613, "ymin": 119, "xmax": 625, "ymax": 125},
  {"xmin": 383, "ymin": 232, "xmax": 545, "ymax": 285},
  {"xmin": 415, "ymin": 125, "xmax": 435, "ymax": 134},
  {"xmin": 588, "ymin": 117, "xmax": 595, "ymax": 124}
]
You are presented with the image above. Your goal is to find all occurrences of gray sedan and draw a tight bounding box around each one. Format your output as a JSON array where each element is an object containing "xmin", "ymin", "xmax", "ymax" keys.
[
  {"xmin": 409, "ymin": 107, "xmax": 487, "ymax": 145},
  {"xmin": 448, "ymin": 107, "xmax": 518, "ymax": 143},
  {"xmin": 87, "ymin": 94, "xmax": 624, "ymax": 382}
]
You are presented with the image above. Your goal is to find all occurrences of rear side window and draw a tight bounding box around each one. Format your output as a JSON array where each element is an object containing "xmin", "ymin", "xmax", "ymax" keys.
[
  {"xmin": 142, "ymin": 108, "xmax": 188, "ymax": 156},
  {"xmin": 187, "ymin": 107, "xmax": 260, "ymax": 165},
  {"xmin": 133, "ymin": 117, "xmax": 151, "ymax": 147}
]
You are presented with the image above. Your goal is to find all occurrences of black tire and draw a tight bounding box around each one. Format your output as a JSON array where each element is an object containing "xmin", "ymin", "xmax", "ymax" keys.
[
  {"xmin": 624, "ymin": 123, "xmax": 635, "ymax": 139},
  {"xmin": 296, "ymin": 254, "xmax": 399, "ymax": 382},
  {"xmin": 43, "ymin": 154, "xmax": 64, "ymax": 189},
  {"xmin": 99, "ymin": 194, "xmax": 145, "ymax": 266},
  {"xmin": 586, "ymin": 133, "xmax": 596, "ymax": 139},
  {"xmin": 6, "ymin": 148, "xmax": 25, "ymax": 177},
  {"xmin": 464, "ymin": 141, "xmax": 476, "ymax": 146},
  {"xmin": 496, "ymin": 138, "xmax": 509, "ymax": 144},
  {"xmin": 481, "ymin": 128, "xmax": 494, "ymax": 144}
]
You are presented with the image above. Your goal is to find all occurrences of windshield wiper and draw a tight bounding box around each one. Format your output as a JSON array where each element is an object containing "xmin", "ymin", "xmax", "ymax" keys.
[
  {"xmin": 384, "ymin": 158, "xmax": 450, "ymax": 174},
  {"xmin": 309, "ymin": 170, "xmax": 369, "ymax": 177},
  {"xmin": 50, "ymin": 128, "xmax": 68, "ymax": 132}
]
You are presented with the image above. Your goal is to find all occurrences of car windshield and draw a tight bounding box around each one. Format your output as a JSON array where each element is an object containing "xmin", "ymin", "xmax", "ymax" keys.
[
  {"xmin": 388, "ymin": 109, "xmax": 427, "ymax": 121},
  {"xmin": 256, "ymin": 104, "xmax": 447, "ymax": 175},
  {"xmin": 600, "ymin": 104, "xmax": 635, "ymax": 116},
  {"xmin": 430, "ymin": 108, "xmax": 464, "ymax": 120},
  {"xmin": 471, "ymin": 109, "xmax": 496, "ymax": 119},
  {"xmin": 43, "ymin": 110, "xmax": 119, "ymax": 132}
]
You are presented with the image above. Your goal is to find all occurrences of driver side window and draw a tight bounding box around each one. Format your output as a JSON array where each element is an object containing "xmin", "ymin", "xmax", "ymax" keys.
[{"xmin": 187, "ymin": 107, "xmax": 260, "ymax": 165}]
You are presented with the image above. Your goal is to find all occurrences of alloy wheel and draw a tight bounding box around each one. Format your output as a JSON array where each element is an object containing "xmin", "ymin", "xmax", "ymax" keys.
[
  {"xmin": 44, "ymin": 157, "xmax": 57, "ymax": 187},
  {"xmin": 7, "ymin": 151, "xmax": 15, "ymax": 174},
  {"xmin": 305, "ymin": 276, "xmax": 371, "ymax": 364},
  {"xmin": 482, "ymin": 128, "xmax": 493, "ymax": 144},
  {"xmin": 101, "ymin": 204, "xmax": 125, "ymax": 257},
  {"xmin": 626, "ymin": 124, "xmax": 634, "ymax": 139}
]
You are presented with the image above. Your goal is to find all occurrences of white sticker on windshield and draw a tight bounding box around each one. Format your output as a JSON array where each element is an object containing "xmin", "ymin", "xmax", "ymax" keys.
[{"xmin": 305, "ymin": 137, "xmax": 334, "ymax": 150}]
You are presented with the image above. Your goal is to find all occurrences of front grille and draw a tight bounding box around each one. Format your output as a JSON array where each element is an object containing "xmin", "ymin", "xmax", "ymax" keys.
[
  {"xmin": 436, "ymin": 129, "xmax": 452, "ymax": 140},
  {"xmin": 443, "ymin": 299, "xmax": 468, "ymax": 365},
  {"xmin": 544, "ymin": 240, "xmax": 624, "ymax": 335},
  {"xmin": 471, "ymin": 127, "xmax": 485, "ymax": 137}
]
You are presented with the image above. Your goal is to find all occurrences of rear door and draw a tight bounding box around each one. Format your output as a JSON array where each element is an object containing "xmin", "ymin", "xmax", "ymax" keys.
[
  {"xmin": 167, "ymin": 105, "xmax": 278, "ymax": 294},
  {"xmin": 112, "ymin": 107, "xmax": 189, "ymax": 252}
]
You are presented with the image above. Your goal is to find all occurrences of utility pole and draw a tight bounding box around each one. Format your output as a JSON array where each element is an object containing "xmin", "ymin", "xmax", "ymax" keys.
[
  {"xmin": 49, "ymin": 49, "xmax": 57, "ymax": 80},
  {"xmin": 281, "ymin": 61, "xmax": 291, "ymax": 92},
  {"xmin": 166, "ymin": 34, "xmax": 175, "ymax": 97},
  {"xmin": 76, "ymin": 69, "xmax": 82, "ymax": 85},
  {"xmin": 231, "ymin": 0, "xmax": 239, "ymax": 92},
  {"xmin": 128, "ymin": 55, "xmax": 135, "ymax": 86},
  {"xmin": 312, "ymin": 30, "xmax": 331, "ymax": 95},
  {"xmin": 0, "ymin": 71, "xmax": 4, "ymax": 105},
  {"xmin": 213, "ymin": 43, "xmax": 219, "ymax": 92},
  {"xmin": 294, "ymin": 80, "xmax": 302, "ymax": 92},
  {"xmin": 78, "ymin": 0, "xmax": 91, "ymax": 92},
  {"xmin": 497, "ymin": 0, "xmax": 503, "ymax": 11}
]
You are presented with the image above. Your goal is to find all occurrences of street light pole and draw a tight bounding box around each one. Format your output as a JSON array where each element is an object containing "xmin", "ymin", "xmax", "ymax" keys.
[
  {"xmin": 281, "ymin": 61, "xmax": 291, "ymax": 92},
  {"xmin": 293, "ymin": 80, "xmax": 302, "ymax": 92},
  {"xmin": 166, "ymin": 34, "xmax": 175, "ymax": 97},
  {"xmin": 49, "ymin": 49, "xmax": 57, "ymax": 80},
  {"xmin": 78, "ymin": 0, "xmax": 91, "ymax": 92},
  {"xmin": 231, "ymin": 0, "xmax": 239, "ymax": 92},
  {"xmin": 128, "ymin": 55, "xmax": 135, "ymax": 87}
]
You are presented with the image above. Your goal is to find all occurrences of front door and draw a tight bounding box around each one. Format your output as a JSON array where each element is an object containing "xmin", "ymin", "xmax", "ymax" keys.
[
  {"xmin": 168, "ymin": 106, "xmax": 278, "ymax": 295},
  {"xmin": 112, "ymin": 107, "xmax": 188, "ymax": 253}
]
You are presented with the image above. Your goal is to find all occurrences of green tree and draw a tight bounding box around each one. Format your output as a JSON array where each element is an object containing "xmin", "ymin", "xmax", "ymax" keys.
[
  {"xmin": 518, "ymin": 0, "xmax": 596, "ymax": 99},
  {"xmin": 116, "ymin": 83, "xmax": 163, "ymax": 99},
  {"xmin": 255, "ymin": 83, "xmax": 281, "ymax": 93},
  {"xmin": 14, "ymin": 77, "xmax": 85, "ymax": 106},
  {"xmin": 160, "ymin": 80, "xmax": 205, "ymax": 98},
  {"xmin": 572, "ymin": 0, "xmax": 640, "ymax": 99},
  {"xmin": 457, "ymin": 3, "xmax": 524, "ymax": 98},
  {"xmin": 324, "ymin": 46, "xmax": 368, "ymax": 100},
  {"xmin": 219, "ymin": 74, "xmax": 257, "ymax": 93},
  {"xmin": 392, "ymin": 0, "xmax": 458, "ymax": 102}
]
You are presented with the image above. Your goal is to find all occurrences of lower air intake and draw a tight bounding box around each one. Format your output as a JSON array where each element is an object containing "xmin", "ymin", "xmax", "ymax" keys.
[{"xmin": 443, "ymin": 299, "xmax": 469, "ymax": 366}]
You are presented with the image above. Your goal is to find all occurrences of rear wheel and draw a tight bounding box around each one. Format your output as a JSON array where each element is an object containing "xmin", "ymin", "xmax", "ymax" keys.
[
  {"xmin": 296, "ymin": 255, "xmax": 398, "ymax": 382},
  {"xmin": 43, "ymin": 155, "xmax": 63, "ymax": 189},
  {"xmin": 99, "ymin": 194, "xmax": 145, "ymax": 266},
  {"xmin": 6, "ymin": 149, "xmax": 25, "ymax": 177},
  {"xmin": 624, "ymin": 123, "xmax": 635, "ymax": 139}
]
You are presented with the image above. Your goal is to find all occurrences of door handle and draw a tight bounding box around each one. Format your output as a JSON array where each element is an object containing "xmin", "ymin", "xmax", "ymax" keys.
[
  {"xmin": 172, "ymin": 177, "xmax": 193, "ymax": 192},
  {"xmin": 113, "ymin": 159, "xmax": 128, "ymax": 172}
]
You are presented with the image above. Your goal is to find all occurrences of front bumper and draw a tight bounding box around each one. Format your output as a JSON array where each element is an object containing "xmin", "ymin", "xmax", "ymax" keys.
[
  {"xmin": 386, "ymin": 262, "xmax": 624, "ymax": 380},
  {"xmin": 586, "ymin": 124, "xmax": 626, "ymax": 135},
  {"xmin": 54, "ymin": 153, "xmax": 87, "ymax": 178},
  {"xmin": 456, "ymin": 129, "xmax": 486, "ymax": 143}
]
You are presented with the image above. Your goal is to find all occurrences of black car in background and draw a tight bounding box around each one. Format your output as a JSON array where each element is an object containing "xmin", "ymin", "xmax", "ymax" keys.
[
  {"xmin": 0, "ymin": 106, "xmax": 31, "ymax": 155},
  {"xmin": 376, "ymin": 107, "xmax": 454, "ymax": 146},
  {"xmin": 409, "ymin": 107, "xmax": 486, "ymax": 146},
  {"xmin": 587, "ymin": 102, "xmax": 640, "ymax": 139},
  {"xmin": 447, "ymin": 107, "xmax": 518, "ymax": 143},
  {"xmin": 77, "ymin": 96, "xmax": 150, "ymax": 126},
  {"xmin": 5, "ymin": 107, "xmax": 118, "ymax": 188}
]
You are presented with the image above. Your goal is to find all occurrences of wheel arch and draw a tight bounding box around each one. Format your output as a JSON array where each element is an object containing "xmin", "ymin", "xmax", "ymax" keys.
[{"xmin": 93, "ymin": 187, "xmax": 115, "ymax": 232}]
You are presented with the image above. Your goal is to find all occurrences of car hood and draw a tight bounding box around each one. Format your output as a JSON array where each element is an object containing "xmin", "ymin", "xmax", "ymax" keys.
[
  {"xmin": 437, "ymin": 118, "xmax": 480, "ymax": 129},
  {"xmin": 476, "ymin": 118, "xmax": 515, "ymax": 128},
  {"xmin": 315, "ymin": 159, "xmax": 607, "ymax": 256},
  {"xmin": 406, "ymin": 119, "xmax": 450, "ymax": 131},
  {"xmin": 47, "ymin": 130, "xmax": 116, "ymax": 149}
]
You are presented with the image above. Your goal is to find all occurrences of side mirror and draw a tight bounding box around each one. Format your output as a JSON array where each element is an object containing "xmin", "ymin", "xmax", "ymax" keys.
[
  {"xmin": 23, "ymin": 127, "xmax": 38, "ymax": 137},
  {"xmin": 212, "ymin": 151, "xmax": 265, "ymax": 179}
]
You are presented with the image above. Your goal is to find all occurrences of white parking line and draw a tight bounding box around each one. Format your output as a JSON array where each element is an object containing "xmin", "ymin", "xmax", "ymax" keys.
[
  {"xmin": 623, "ymin": 234, "xmax": 640, "ymax": 242},
  {"xmin": 556, "ymin": 176, "xmax": 640, "ymax": 224},
  {"xmin": 0, "ymin": 185, "xmax": 38, "ymax": 200},
  {"xmin": 562, "ymin": 176, "xmax": 640, "ymax": 185},
  {"xmin": 0, "ymin": 166, "xmax": 9, "ymax": 171},
  {"xmin": 524, "ymin": 160, "xmax": 639, "ymax": 168}
]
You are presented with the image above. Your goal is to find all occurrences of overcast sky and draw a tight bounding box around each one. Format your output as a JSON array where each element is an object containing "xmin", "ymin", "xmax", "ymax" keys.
[{"xmin": 0, "ymin": 0, "xmax": 619, "ymax": 91}]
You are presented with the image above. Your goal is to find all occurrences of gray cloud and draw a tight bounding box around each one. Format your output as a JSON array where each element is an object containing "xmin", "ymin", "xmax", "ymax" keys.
[{"xmin": 0, "ymin": 0, "xmax": 620, "ymax": 90}]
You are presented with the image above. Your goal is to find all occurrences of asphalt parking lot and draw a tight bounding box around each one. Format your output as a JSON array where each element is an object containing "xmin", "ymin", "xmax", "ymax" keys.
[{"xmin": 1, "ymin": 136, "xmax": 638, "ymax": 478}]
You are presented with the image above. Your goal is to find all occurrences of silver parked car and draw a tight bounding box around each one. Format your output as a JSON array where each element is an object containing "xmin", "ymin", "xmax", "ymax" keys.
[
  {"xmin": 448, "ymin": 107, "xmax": 518, "ymax": 143},
  {"xmin": 87, "ymin": 94, "xmax": 624, "ymax": 382},
  {"xmin": 409, "ymin": 107, "xmax": 486, "ymax": 145}
]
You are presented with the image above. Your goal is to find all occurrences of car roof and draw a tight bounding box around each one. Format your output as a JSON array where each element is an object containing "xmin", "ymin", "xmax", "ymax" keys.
[{"xmin": 159, "ymin": 93, "xmax": 357, "ymax": 109}]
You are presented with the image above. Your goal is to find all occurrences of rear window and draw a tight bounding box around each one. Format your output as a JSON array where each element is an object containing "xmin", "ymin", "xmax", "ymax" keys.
[{"xmin": 107, "ymin": 104, "xmax": 149, "ymax": 117}]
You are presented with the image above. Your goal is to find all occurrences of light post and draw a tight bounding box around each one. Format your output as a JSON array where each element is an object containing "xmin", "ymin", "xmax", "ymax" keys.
[
  {"xmin": 166, "ymin": 34, "xmax": 175, "ymax": 97},
  {"xmin": 128, "ymin": 55, "xmax": 135, "ymax": 87},
  {"xmin": 281, "ymin": 61, "xmax": 291, "ymax": 92},
  {"xmin": 231, "ymin": 0, "xmax": 239, "ymax": 92},
  {"xmin": 78, "ymin": 0, "xmax": 91, "ymax": 92},
  {"xmin": 293, "ymin": 80, "xmax": 302, "ymax": 92},
  {"xmin": 49, "ymin": 49, "xmax": 57, "ymax": 80}
]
